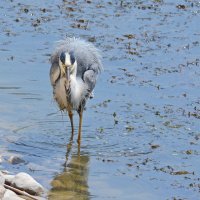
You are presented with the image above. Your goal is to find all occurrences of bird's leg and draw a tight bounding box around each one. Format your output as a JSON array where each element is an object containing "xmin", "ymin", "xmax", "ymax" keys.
[
  {"xmin": 68, "ymin": 110, "xmax": 74, "ymax": 140},
  {"xmin": 77, "ymin": 109, "xmax": 83, "ymax": 144}
]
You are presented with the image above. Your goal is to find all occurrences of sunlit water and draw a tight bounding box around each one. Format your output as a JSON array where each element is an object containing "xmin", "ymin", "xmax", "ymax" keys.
[{"xmin": 0, "ymin": 0, "xmax": 200, "ymax": 199}]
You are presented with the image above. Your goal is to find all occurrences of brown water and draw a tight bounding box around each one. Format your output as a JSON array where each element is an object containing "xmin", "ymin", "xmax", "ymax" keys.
[{"xmin": 0, "ymin": 0, "xmax": 200, "ymax": 199}]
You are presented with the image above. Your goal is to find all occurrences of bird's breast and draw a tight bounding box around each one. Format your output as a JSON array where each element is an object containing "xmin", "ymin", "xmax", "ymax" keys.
[
  {"xmin": 53, "ymin": 76, "xmax": 87, "ymax": 111},
  {"xmin": 69, "ymin": 76, "xmax": 87, "ymax": 109}
]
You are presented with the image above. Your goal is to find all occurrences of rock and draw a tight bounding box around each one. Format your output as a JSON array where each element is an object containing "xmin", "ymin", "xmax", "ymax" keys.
[
  {"xmin": 8, "ymin": 156, "xmax": 25, "ymax": 165},
  {"xmin": 1, "ymin": 170, "xmax": 10, "ymax": 175},
  {"xmin": 4, "ymin": 175, "xmax": 14, "ymax": 185},
  {"xmin": 0, "ymin": 185, "xmax": 6, "ymax": 199},
  {"xmin": 2, "ymin": 189, "xmax": 24, "ymax": 200},
  {"xmin": 0, "ymin": 171, "xmax": 5, "ymax": 185},
  {"xmin": 11, "ymin": 172, "xmax": 44, "ymax": 195}
]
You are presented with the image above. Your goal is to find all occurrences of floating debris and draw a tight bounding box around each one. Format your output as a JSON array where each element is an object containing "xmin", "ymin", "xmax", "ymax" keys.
[
  {"xmin": 123, "ymin": 34, "xmax": 135, "ymax": 39},
  {"xmin": 125, "ymin": 125, "xmax": 134, "ymax": 132},
  {"xmin": 176, "ymin": 4, "xmax": 186, "ymax": 9},
  {"xmin": 150, "ymin": 144, "xmax": 160, "ymax": 149},
  {"xmin": 172, "ymin": 171, "xmax": 191, "ymax": 175}
]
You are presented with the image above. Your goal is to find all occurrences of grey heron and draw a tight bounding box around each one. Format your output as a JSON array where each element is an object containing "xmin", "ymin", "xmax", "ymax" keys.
[{"xmin": 50, "ymin": 37, "xmax": 102, "ymax": 143}]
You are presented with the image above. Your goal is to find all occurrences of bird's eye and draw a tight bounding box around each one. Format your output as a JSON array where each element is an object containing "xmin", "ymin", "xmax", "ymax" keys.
[
  {"xmin": 60, "ymin": 52, "xmax": 65, "ymax": 64},
  {"xmin": 69, "ymin": 51, "xmax": 75, "ymax": 65}
]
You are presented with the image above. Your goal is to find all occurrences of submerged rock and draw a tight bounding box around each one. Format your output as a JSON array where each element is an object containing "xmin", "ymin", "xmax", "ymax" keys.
[
  {"xmin": 8, "ymin": 156, "xmax": 25, "ymax": 165},
  {"xmin": 11, "ymin": 172, "xmax": 44, "ymax": 195}
]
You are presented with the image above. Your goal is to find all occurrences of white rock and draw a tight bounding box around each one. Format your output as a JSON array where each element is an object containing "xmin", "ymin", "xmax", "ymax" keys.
[
  {"xmin": 11, "ymin": 172, "xmax": 44, "ymax": 195},
  {"xmin": 1, "ymin": 170, "xmax": 10, "ymax": 175},
  {"xmin": 0, "ymin": 185, "xmax": 6, "ymax": 199},
  {"xmin": 2, "ymin": 189, "xmax": 24, "ymax": 200},
  {"xmin": 3, "ymin": 175, "xmax": 14, "ymax": 185},
  {"xmin": 0, "ymin": 171, "xmax": 5, "ymax": 185}
]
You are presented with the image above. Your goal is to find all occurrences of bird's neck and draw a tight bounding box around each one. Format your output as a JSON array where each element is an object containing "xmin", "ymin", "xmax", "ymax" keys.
[
  {"xmin": 69, "ymin": 61, "xmax": 77, "ymax": 79},
  {"xmin": 60, "ymin": 61, "xmax": 77, "ymax": 79}
]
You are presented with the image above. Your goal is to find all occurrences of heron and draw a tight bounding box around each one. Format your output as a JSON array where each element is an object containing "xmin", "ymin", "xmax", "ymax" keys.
[{"xmin": 50, "ymin": 37, "xmax": 102, "ymax": 144}]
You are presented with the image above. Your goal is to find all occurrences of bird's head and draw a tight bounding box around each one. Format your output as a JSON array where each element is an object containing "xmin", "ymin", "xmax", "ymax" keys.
[{"xmin": 59, "ymin": 51, "xmax": 77, "ymax": 79}]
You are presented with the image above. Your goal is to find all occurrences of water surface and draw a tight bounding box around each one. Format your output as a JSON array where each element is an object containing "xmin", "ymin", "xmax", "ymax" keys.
[{"xmin": 0, "ymin": 0, "xmax": 200, "ymax": 199}]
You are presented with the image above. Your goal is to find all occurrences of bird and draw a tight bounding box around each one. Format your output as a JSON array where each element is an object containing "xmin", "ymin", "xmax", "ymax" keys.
[{"xmin": 49, "ymin": 37, "xmax": 102, "ymax": 144}]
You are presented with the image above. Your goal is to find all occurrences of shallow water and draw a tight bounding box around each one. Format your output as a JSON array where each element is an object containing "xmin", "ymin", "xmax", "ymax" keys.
[{"xmin": 0, "ymin": 0, "xmax": 200, "ymax": 199}]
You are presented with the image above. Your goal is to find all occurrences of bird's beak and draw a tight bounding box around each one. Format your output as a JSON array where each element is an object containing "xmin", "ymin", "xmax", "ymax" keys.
[{"xmin": 66, "ymin": 66, "xmax": 70, "ymax": 80}]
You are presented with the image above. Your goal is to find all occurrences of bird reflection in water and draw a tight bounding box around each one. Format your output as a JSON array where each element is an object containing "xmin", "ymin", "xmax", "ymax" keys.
[{"xmin": 48, "ymin": 139, "xmax": 90, "ymax": 200}]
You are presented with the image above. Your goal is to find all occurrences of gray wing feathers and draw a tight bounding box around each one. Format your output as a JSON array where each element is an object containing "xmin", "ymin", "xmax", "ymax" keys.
[
  {"xmin": 83, "ymin": 69, "xmax": 97, "ymax": 92},
  {"xmin": 50, "ymin": 63, "xmax": 60, "ymax": 86}
]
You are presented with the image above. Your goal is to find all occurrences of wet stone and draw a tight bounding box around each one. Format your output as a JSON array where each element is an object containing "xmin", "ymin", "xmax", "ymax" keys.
[{"xmin": 8, "ymin": 156, "xmax": 25, "ymax": 165}]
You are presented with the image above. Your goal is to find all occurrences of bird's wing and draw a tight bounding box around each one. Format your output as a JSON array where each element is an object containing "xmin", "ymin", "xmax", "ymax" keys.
[
  {"xmin": 83, "ymin": 63, "xmax": 101, "ymax": 93},
  {"xmin": 50, "ymin": 63, "xmax": 60, "ymax": 86}
]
